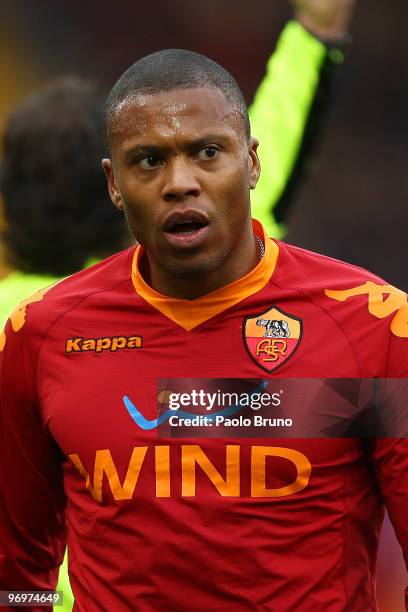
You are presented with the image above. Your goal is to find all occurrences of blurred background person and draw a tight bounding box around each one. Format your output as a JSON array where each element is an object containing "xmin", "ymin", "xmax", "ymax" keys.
[{"xmin": 0, "ymin": 76, "xmax": 129, "ymax": 327}]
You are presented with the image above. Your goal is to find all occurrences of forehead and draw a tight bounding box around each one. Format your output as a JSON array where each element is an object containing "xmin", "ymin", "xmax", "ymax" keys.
[{"xmin": 108, "ymin": 87, "xmax": 244, "ymax": 151}]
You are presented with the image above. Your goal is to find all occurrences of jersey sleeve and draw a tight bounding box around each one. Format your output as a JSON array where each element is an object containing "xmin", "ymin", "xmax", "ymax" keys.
[
  {"xmin": 249, "ymin": 20, "xmax": 341, "ymax": 237},
  {"xmin": 370, "ymin": 332, "xmax": 408, "ymax": 609},
  {"xmin": 0, "ymin": 315, "xmax": 66, "ymax": 607}
]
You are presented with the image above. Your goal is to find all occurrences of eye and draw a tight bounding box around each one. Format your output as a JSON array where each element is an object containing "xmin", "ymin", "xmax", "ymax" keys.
[
  {"xmin": 197, "ymin": 146, "xmax": 219, "ymax": 161},
  {"xmin": 138, "ymin": 155, "xmax": 163, "ymax": 169}
]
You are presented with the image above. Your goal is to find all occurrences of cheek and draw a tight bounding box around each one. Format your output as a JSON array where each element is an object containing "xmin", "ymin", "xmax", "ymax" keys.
[
  {"xmin": 119, "ymin": 177, "xmax": 154, "ymax": 222},
  {"xmin": 119, "ymin": 193, "xmax": 150, "ymax": 242},
  {"xmin": 119, "ymin": 184, "xmax": 162, "ymax": 247},
  {"xmin": 217, "ymin": 165, "xmax": 250, "ymax": 213}
]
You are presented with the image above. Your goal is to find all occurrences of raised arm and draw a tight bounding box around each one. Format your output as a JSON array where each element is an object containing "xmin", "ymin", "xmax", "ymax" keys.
[{"xmin": 249, "ymin": 0, "xmax": 355, "ymax": 236}]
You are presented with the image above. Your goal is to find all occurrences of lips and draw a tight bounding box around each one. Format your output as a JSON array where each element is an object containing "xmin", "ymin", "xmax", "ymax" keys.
[
  {"xmin": 163, "ymin": 210, "xmax": 209, "ymax": 233},
  {"xmin": 162, "ymin": 209, "xmax": 210, "ymax": 249}
]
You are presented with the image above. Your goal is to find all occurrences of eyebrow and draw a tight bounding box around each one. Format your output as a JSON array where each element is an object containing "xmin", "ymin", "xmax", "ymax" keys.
[
  {"xmin": 123, "ymin": 133, "xmax": 233, "ymax": 163},
  {"xmin": 123, "ymin": 145, "xmax": 162, "ymax": 164}
]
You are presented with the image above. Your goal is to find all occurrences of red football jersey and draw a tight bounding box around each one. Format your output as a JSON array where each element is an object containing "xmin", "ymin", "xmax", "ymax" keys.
[{"xmin": 1, "ymin": 220, "xmax": 407, "ymax": 611}]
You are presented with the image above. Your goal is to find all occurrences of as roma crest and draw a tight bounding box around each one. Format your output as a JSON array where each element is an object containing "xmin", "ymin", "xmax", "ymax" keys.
[{"xmin": 243, "ymin": 306, "xmax": 302, "ymax": 373}]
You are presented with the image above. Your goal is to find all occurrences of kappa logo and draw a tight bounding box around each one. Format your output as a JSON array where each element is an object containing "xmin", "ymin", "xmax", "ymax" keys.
[
  {"xmin": 66, "ymin": 335, "xmax": 142, "ymax": 354},
  {"xmin": 325, "ymin": 281, "xmax": 408, "ymax": 338},
  {"xmin": 243, "ymin": 306, "xmax": 302, "ymax": 373}
]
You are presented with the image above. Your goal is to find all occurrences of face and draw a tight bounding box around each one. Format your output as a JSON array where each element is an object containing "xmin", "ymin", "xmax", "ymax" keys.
[{"xmin": 103, "ymin": 87, "xmax": 260, "ymax": 292}]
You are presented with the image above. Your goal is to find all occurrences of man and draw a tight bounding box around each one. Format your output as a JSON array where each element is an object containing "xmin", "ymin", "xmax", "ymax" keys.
[
  {"xmin": 1, "ymin": 47, "xmax": 407, "ymax": 611},
  {"xmin": 0, "ymin": 6, "xmax": 358, "ymax": 610}
]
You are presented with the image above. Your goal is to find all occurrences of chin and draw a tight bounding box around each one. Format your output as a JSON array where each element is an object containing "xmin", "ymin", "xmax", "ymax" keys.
[{"xmin": 162, "ymin": 252, "xmax": 224, "ymax": 279}]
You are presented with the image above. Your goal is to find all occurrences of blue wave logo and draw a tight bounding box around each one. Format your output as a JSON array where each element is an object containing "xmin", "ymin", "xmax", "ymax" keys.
[{"xmin": 123, "ymin": 381, "xmax": 268, "ymax": 431}]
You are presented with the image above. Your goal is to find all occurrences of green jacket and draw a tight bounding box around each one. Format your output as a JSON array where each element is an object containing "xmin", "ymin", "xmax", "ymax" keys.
[{"xmin": 250, "ymin": 20, "xmax": 341, "ymax": 236}]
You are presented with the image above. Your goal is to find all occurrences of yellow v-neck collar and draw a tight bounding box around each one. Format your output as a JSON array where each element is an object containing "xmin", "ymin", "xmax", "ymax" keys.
[{"xmin": 131, "ymin": 219, "xmax": 279, "ymax": 331}]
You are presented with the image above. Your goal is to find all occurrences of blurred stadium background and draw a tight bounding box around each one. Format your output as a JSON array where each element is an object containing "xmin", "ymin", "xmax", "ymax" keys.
[{"xmin": 0, "ymin": 1, "xmax": 406, "ymax": 610}]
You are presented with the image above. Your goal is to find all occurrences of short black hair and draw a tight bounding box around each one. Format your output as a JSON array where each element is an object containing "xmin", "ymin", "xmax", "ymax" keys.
[
  {"xmin": 1, "ymin": 76, "xmax": 128, "ymax": 276},
  {"xmin": 105, "ymin": 49, "xmax": 250, "ymax": 146}
]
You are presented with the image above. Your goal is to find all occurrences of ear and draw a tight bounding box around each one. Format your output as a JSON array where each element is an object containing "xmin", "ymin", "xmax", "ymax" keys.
[
  {"xmin": 248, "ymin": 137, "xmax": 260, "ymax": 190},
  {"xmin": 102, "ymin": 159, "xmax": 123, "ymax": 211}
]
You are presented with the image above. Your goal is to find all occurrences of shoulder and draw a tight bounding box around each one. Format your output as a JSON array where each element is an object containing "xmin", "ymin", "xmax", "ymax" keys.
[
  {"xmin": 39, "ymin": 246, "xmax": 134, "ymax": 308},
  {"xmin": 0, "ymin": 271, "xmax": 58, "ymax": 329},
  {"xmin": 273, "ymin": 241, "xmax": 408, "ymax": 374},
  {"xmin": 274, "ymin": 240, "xmax": 389, "ymax": 290},
  {"xmin": 0, "ymin": 248, "xmax": 135, "ymax": 353}
]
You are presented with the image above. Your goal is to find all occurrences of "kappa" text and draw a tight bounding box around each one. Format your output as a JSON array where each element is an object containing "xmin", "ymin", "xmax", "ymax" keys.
[{"xmin": 65, "ymin": 335, "xmax": 142, "ymax": 353}]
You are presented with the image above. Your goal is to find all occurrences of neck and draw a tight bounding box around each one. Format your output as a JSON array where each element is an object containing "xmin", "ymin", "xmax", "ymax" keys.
[{"xmin": 145, "ymin": 224, "xmax": 261, "ymax": 300}]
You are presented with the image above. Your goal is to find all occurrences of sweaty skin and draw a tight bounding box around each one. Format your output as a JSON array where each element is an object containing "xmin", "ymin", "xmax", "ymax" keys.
[{"xmin": 103, "ymin": 87, "xmax": 261, "ymax": 300}]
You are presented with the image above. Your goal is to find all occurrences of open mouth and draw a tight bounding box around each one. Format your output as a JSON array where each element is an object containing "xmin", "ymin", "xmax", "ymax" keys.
[
  {"xmin": 167, "ymin": 220, "xmax": 208, "ymax": 234},
  {"xmin": 163, "ymin": 211, "xmax": 210, "ymax": 248}
]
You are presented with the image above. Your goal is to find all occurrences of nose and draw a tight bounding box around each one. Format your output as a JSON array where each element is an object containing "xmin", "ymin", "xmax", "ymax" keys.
[{"xmin": 161, "ymin": 157, "xmax": 201, "ymax": 202}]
